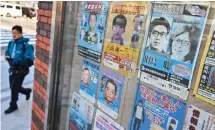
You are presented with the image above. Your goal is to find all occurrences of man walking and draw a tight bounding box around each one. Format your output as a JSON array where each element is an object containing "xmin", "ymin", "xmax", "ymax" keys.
[{"xmin": 4, "ymin": 25, "xmax": 34, "ymax": 114}]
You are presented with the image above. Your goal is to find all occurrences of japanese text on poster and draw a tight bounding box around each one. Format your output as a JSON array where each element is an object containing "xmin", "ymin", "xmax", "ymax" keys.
[
  {"xmin": 93, "ymin": 109, "xmax": 124, "ymax": 130},
  {"xmin": 129, "ymin": 84, "xmax": 186, "ymax": 130},
  {"xmin": 97, "ymin": 67, "xmax": 125, "ymax": 119},
  {"xmin": 183, "ymin": 105, "xmax": 215, "ymax": 130},
  {"xmin": 79, "ymin": 58, "xmax": 100, "ymax": 103},
  {"xmin": 78, "ymin": 1, "xmax": 109, "ymax": 62},
  {"xmin": 194, "ymin": 19, "xmax": 215, "ymax": 105},
  {"xmin": 140, "ymin": 3, "xmax": 209, "ymax": 100},
  {"xmin": 103, "ymin": 2, "xmax": 149, "ymax": 76},
  {"xmin": 69, "ymin": 92, "xmax": 94, "ymax": 130}
]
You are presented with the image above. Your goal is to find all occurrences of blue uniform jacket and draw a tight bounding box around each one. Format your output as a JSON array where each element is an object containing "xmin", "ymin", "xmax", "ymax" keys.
[{"xmin": 5, "ymin": 37, "xmax": 34, "ymax": 68}]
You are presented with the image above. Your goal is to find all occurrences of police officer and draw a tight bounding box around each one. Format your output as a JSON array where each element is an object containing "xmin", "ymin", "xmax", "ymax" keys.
[{"xmin": 4, "ymin": 25, "xmax": 34, "ymax": 114}]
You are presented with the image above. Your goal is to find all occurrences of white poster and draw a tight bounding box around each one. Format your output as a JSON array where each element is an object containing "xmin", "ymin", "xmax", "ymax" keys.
[
  {"xmin": 183, "ymin": 105, "xmax": 215, "ymax": 130},
  {"xmin": 93, "ymin": 109, "xmax": 124, "ymax": 130}
]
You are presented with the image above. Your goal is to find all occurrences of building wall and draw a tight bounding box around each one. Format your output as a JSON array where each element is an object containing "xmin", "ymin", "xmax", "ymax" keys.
[{"xmin": 31, "ymin": 1, "xmax": 52, "ymax": 130}]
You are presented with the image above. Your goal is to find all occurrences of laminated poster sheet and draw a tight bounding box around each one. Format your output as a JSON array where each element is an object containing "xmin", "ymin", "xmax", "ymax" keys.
[
  {"xmin": 140, "ymin": 3, "xmax": 209, "ymax": 100},
  {"xmin": 93, "ymin": 109, "xmax": 124, "ymax": 130},
  {"xmin": 79, "ymin": 58, "xmax": 100, "ymax": 104},
  {"xmin": 193, "ymin": 19, "xmax": 215, "ymax": 105},
  {"xmin": 78, "ymin": 1, "xmax": 109, "ymax": 63},
  {"xmin": 103, "ymin": 2, "xmax": 149, "ymax": 76},
  {"xmin": 97, "ymin": 67, "xmax": 125, "ymax": 119},
  {"xmin": 183, "ymin": 105, "xmax": 215, "ymax": 130},
  {"xmin": 68, "ymin": 92, "xmax": 95, "ymax": 130},
  {"xmin": 129, "ymin": 83, "xmax": 186, "ymax": 130}
]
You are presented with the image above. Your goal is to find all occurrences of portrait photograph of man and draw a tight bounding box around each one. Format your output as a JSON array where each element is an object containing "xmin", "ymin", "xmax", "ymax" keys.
[
  {"xmin": 208, "ymin": 68, "xmax": 215, "ymax": 89},
  {"xmin": 110, "ymin": 14, "xmax": 127, "ymax": 45},
  {"xmin": 146, "ymin": 17, "xmax": 171, "ymax": 54},
  {"xmin": 98, "ymin": 16, "xmax": 105, "ymax": 30},
  {"xmin": 84, "ymin": 12, "xmax": 98, "ymax": 44},
  {"xmin": 81, "ymin": 68, "xmax": 91, "ymax": 88}
]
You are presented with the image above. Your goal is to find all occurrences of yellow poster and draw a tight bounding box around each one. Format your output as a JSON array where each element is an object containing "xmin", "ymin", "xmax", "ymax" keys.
[
  {"xmin": 193, "ymin": 19, "xmax": 215, "ymax": 105},
  {"xmin": 103, "ymin": 1, "xmax": 149, "ymax": 76}
]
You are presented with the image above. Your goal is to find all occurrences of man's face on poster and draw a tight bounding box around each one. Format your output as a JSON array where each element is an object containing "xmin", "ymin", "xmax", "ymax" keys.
[
  {"xmin": 138, "ymin": 102, "xmax": 142, "ymax": 107},
  {"xmin": 105, "ymin": 81, "xmax": 116, "ymax": 103},
  {"xmin": 100, "ymin": 17, "xmax": 104, "ymax": 25},
  {"xmin": 149, "ymin": 25, "xmax": 168, "ymax": 50},
  {"xmin": 134, "ymin": 16, "xmax": 140, "ymax": 30},
  {"xmin": 112, "ymin": 18, "xmax": 125, "ymax": 40},
  {"xmin": 82, "ymin": 69, "xmax": 90, "ymax": 85},
  {"xmin": 89, "ymin": 14, "xmax": 96, "ymax": 31},
  {"xmin": 131, "ymin": 41, "xmax": 138, "ymax": 48},
  {"xmin": 211, "ymin": 71, "xmax": 215, "ymax": 84}
]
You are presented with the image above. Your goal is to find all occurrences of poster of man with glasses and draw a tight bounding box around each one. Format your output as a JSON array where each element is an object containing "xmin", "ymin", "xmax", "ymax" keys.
[
  {"xmin": 146, "ymin": 17, "xmax": 171, "ymax": 55},
  {"xmin": 140, "ymin": 3, "xmax": 209, "ymax": 100}
]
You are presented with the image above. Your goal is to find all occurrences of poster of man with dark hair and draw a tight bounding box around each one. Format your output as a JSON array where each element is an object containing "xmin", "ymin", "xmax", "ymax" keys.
[
  {"xmin": 103, "ymin": 1, "xmax": 149, "ymax": 76},
  {"xmin": 78, "ymin": 1, "xmax": 109, "ymax": 63},
  {"xmin": 97, "ymin": 67, "xmax": 125, "ymax": 119},
  {"xmin": 140, "ymin": 2, "xmax": 209, "ymax": 100},
  {"xmin": 79, "ymin": 58, "xmax": 100, "ymax": 104}
]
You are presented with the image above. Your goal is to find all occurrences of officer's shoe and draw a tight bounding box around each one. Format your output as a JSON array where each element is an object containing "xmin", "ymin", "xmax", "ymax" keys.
[
  {"xmin": 4, "ymin": 105, "xmax": 18, "ymax": 114},
  {"xmin": 26, "ymin": 88, "xmax": 32, "ymax": 100}
]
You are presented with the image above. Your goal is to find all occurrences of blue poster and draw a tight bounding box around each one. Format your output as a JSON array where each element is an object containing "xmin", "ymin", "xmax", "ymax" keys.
[
  {"xmin": 129, "ymin": 83, "xmax": 186, "ymax": 130},
  {"xmin": 80, "ymin": 58, "xmax": 100, "ymax": 103},
  {"xmin": 69, "ymin": 92, "xmax": 94, "ymax": 130},
  {"xmin": 78, "ymin": 1, "xmax": 109, "ymax": 63},
  {"xmin": 97, "ymin": 67, "xmax": 125, "ymax": 119},
  {"xmin": 140, "ymin": 3, "xmax": 209, "ymax": 100}
]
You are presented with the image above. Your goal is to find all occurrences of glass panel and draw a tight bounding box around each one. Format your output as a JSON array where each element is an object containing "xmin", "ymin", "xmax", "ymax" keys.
[
  {"xmin": 53, "ymin": 2, "xmax": 215, "ymax": 130},
  {"xmin": 55, "ymin": 1, "xmax": 151, "ymax": 130}
]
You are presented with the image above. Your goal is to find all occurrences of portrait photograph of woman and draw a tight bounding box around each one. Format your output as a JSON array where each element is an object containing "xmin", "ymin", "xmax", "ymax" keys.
[{"xmin": 168, "ymin": 24, "xmax": 201, "ymax": 64}]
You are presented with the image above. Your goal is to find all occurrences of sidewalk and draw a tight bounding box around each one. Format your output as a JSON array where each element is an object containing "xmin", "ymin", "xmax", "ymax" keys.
[{"xmin": 1, "ymin": 86, "xmax": 33, "ymax": 130}]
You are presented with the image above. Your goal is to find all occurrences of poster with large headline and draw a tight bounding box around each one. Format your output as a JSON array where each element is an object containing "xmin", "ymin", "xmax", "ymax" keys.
[
  {"xmin": 193, "ymin": 19, "xmax": 215, "ymax": 105},
  {"xmin": 129, "ymin": 84, "xmax": 186, "ymax": 130},
  {"xmin": 140, "ymin": 3, "xmax": 209, "ymax": 100},
  {"xmin": 93, "ymin": 109, "xmax": 125, "ymax": 130},
  {"xmin": 97, "ymin": 67, "xmax": 125, "ymax": 119},
  {"xmin": 103, "ymin": 43, "xmax": 139, "ymax": 76},
  {"xmin": 103, "ymin": 2, "xmax": 149, "ymax": 76},
  {"xmin": 78, "ymin": 1, "xmax": 109, "ymax": 63},
  {"xmin": 79, "ymin": 58, "xmax": 100, "ymax": 104},
  {"xmin": 182, "ymin": 105, "xmax": 215, "ymax": 130},
  {"xmin": 69, "ymin": 92, "xmax": 94, "ymax": 130}
]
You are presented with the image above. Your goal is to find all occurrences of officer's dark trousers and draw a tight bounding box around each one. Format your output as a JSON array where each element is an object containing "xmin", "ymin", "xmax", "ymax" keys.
[{"xmin": 9, "ymin": 67, "xmax": 29, "ymax": 106}]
